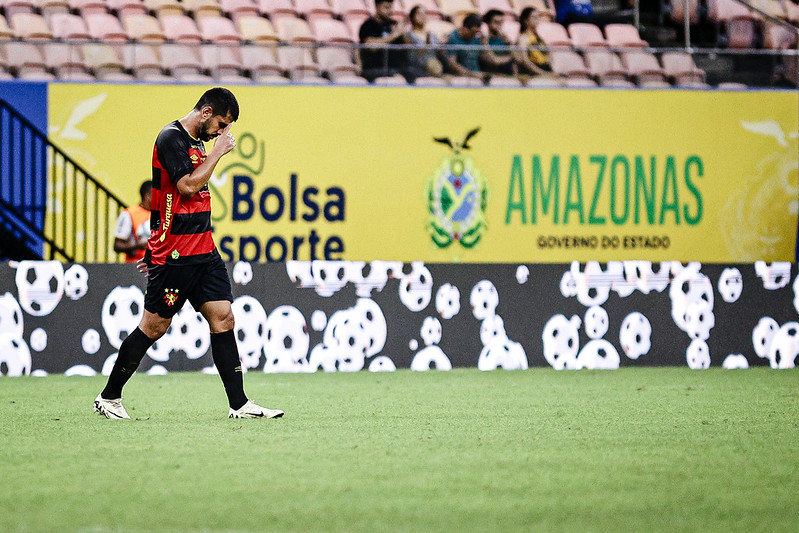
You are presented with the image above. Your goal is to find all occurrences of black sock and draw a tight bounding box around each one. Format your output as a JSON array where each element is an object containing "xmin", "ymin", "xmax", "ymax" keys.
[
  {"xmin": 211, "ymin": 329, "xmax": 248, "ymax": 410},
  {"xmin": 102, "ymin": 327, "xmax": 156, "ymax": 399}
]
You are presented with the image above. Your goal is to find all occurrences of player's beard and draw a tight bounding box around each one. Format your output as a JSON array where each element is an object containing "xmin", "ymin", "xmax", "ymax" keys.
[{"xmin": 198, "ymin": 118, "xmax": 217, "ymax": 142}]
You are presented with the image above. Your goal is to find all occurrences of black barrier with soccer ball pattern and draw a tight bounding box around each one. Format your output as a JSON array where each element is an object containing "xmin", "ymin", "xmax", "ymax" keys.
[{"xmin": 0, "ymin": 261, "xmax": 797, "ymax": 376}]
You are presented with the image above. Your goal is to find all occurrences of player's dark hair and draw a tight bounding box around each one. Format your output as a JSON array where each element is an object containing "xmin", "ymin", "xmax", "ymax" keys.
[
  {"xmin": 409, "ymin": 4, "xmax": 424, "ymax": 21},
  {"xmin": 463, "ymin": 13, "xmax": 481, "ymax": 29},
  {"xmin": 375, "ymin": 0, "xmax": 393, "ymax": 5},
  {"xmin": 139, "ymin": 180, "xmax": 152, "ymax": 199},
  {"xmin": 482, "ymin": 9, "xmax": 504, "ymax": 24},
  {"xmin": 194, "ymin": 87, "xmax": 239, "ymax": 121}
]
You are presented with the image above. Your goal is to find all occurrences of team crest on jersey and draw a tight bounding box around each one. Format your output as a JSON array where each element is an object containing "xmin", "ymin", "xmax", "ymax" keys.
[
  {"xmin": 425, "ymin": 128, "xmax": 489, "ymax": 249},
  {"xmin": 164, "ymin": 288, "xmax": 179, "ymax": 306}
]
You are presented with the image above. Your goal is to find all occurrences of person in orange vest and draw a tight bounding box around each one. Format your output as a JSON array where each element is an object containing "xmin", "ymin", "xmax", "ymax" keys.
[{"xmin": 113, "ymin": 180, "xmax": 152, "ymax": 262}]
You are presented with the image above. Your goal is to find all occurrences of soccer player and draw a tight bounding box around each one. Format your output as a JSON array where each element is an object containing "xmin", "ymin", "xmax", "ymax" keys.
[
  {"xmin": 113, "ymin": 180, "xmax": 152, "ymax": 263},
  {"xmin": 94, "ymin": 87, "xmax": 283, "ymax": 420}
]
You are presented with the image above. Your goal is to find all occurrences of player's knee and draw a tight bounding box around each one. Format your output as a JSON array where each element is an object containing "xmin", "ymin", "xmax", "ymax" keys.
[{"xmin": 211, "ymin": 311, "xmax": 235, "ymax": 333}]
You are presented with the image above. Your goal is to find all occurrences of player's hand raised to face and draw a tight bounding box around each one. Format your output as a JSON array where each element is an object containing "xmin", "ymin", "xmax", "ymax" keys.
[{"xmin": 214, "ymin": 124, "xmax": 236, "ymax": 156}]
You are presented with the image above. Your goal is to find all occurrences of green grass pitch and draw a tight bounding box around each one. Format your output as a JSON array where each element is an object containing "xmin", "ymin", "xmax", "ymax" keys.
[{"xmin": 0, "ymin": 368, "xmax": 797, "ymax": 532}]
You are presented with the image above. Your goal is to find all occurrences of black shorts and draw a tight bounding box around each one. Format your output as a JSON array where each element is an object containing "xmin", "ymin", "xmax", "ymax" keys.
[{"xmin": 144, "ymin": 254, "xmax": 233, "ymax": 318}]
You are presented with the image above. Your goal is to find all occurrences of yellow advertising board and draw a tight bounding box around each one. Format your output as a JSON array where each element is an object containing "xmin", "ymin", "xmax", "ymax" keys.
[{"xmin": 48, "ymin": 84, "xmax": 798, "ymax": 262}]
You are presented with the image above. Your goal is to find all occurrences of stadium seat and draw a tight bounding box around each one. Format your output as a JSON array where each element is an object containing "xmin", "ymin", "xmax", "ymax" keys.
[
  {"xmin": 142, "ymin": 0, "xmax": 185, "ymax": 17},
  {"xmin": 535, "ymin": 22, "xmax": 571, "ymax": 48},
  {"xmin": 257, "ymin": 0, "xmax": 299, "ymax": 20},
  {"xmin": 295, "ymin": 74, "xmax": 331, "ymax": 83},
  {"xmin": 447, "ymin": 75, "xmax": 484, "ymax": 85},
  {"xmin": 707, "ymin": 0, "xmax": 759, "ymax": 49},
  {"xmin": 182, "ymin": 0, "xmax": 224, "ymax": 18},
  {"xmin": 344, "ymin": 14, "xmax": 369, "ymax": 40},
  {"xmin": 42, "ymin": 42, "xmax": 95, "ymax": 80},
  {"xmin": 10, "ymin": 13, "xmax": 54, "ymax": 40},
  {"xmin": 414, "ymin": 75, "xmax": 448, "ymax": 85},
  {"xmin": 524, "ymin": 75, "xmax": 564, "ymax": 86},
  {"xmin": 276, "ymin": 46, "xmax": 321, "ymax": 79},
  {"xmin": 122, "ymin": 42, "xmax": 171, "ymax": 79},
  {"xmin": 236, "ymin": 15, "xmax": 279, "ymax": 42},
  {"xmin": 567, "ymin": 23, "xmax": 607, "ymax": 48},
  {"xmin": 69, "ymin": 0, "xmax": 109, "ymax": 15},
  {"xmin": 438, "ymin": 0, "xmax": 478, "ymax": 26},
  {"xmin": 583, "ymin": 48, "xmax": 628, "ymax": 84},
  {"xmin": 239, "ymin": 43, "xmax": 283, "ymax": 79},
  {"xmin": 563, "ymin": 76, "xmax": 597, "ymax": 86},
  {"xmin": 426, "ymin": 19, "xmax": 456, "ymax": 43},
  {"xmin": 638, "ymin": 79, "xmax": 671, "ymax": 88},
  {"xmin": 620, "ymin": 50, "xmax": 666, "ymax": 84},
  {"xmin": 488, "ymin": 75, "xmax": 523, "ymax": 86},
  {"xmin": 330, "ymin": 0, "xmax": 371, "ymax": 19},
  {"xmin": 660, "ymin": 51, "xmax": 706, "ymax": 85},
  {"xmin": 746, "ymin": 0, "xmax": 786, "ymax": 20},
  {"xmin": 200, "ymin": 44, "xmax": 250, "ymax": 82},
  {"xmin": 85, "ymin": 13, "xmax": 129, "ymax": 42},
  {"xmin": 716, "ymin": 81, "xmax": 748, "ymax": 88},
  {"xmin": 475, "ymin": 0, "xmax": 516, "ymax": 19},
  {"xmin": 0, "ymin": 0, "xmax": 36, "ymax": 18},
  {"xmin": 310, "ymin": 18, "xmax": 355, "ymax": 43},
  {"xmin": 218, "ymin": 0, "xmax": 260, "ymax": 21},
  {"xmin": 763, "ymin": 22, "xmax": 797, "ymax": 50},
  {"xmin": 510, "ymin": 0, "xmax": 555, "ymax": 18},
  {"xmin": 501, "ymin": 19, "xmax": 520, "ymax": 43},
  {"xmin": 159, "ymin": 14, "xmax": 203, "ymax": 43},
  {"xmin": 549, "ymin": 49, "xmax": 591, "ymax": 79},
  {"xmin": 107, "ymin": 0, "xmax": 148, "ymax": 17},
  {"xmin": 255, "ymin": 73, "xmax": 291, "ymax": 83},
  {"xmin": 159, "ymin": 43, "xmax": 214, "ymax": 80},
  {"xmin": 3, "ymin": 42, "xmax": 56, "ymax": 79},
  {"xmin": 294, "ymin": 0, "xmax": 336, "ymax": 22},
  {"xmin": 0, "ymin": 15, "xmax": 15, "ymax": 41},
  {"xmin": 49, "ymin": 13, "xmax": 92, "ymax": 41},
  {"xmin": 198, "ymin": 15, "xmax": 242, "ymax": 43},
  {"xmin": 39, "ymin": 0, "xmax": 70, "ymax": 17},
  {"xmin": 316, "ymin": 45, "xmax": 359, "ymax": 78},
  {"xmin": 599, "ymin": 77, "xmax": 635, "ymax": 87},
  {"xmin": 373, "ymin": 73, "xmax": 409, "ymax": 85},
  {"xmin": 274, "ymin": 16, "xmax": 316, "ymax": 43},
  {"xmin": 668, "ymin": 0, "xmax": 700, "ymax": 25},
  {"xmin": 787, "ymin": 1, "xmax": 799, "ymax": 23},
  {"xmin": 603, "ymin": 23, "xmax": 647, "ymax": 48},
  {"xmin": 81, "ymin": 43, "xmax": 135, "ymax": 80},
  {"xmin": 123, "ymin": 13, "xmax": 167, "ymax": 42},
  {"xmin": 333, "ymin": 74, "xmax": 369, "ymax": 84}
]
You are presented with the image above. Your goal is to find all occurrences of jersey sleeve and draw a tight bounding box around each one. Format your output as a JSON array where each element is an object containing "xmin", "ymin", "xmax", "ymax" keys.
[
  {"xmin": 155, "ymin": 127, "xmax": 195, "ymax": 183},
  {"xmin": 114, "ymin": 210, "xmax": 133, "ymax": 240}
]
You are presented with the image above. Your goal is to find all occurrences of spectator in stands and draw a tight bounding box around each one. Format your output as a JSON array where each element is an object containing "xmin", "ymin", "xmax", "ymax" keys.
[
  {"xmin": 113, "ymin": 180, "xmax": 151, "ymax": 263},
  {"xmin": 444, "ymin": 13, "xmax": 486, "ymax": 81},
  {"xmin": 359, "ymin": 0, "xmax": 411, "ymax": 82},
  {"xmin": 514, "ymin": 7, "xmax": 560, "ymax": 81},
  {"xmin": 479, "ymin": 9, "xmax": 517, "ymax": 76},
  {"xmin": 554, "ymin": 0, "xmax": 628, "ymax": 28},
  {"xmin": 406, "ymin": 4, "xmax": 444, "ymax": 79}
]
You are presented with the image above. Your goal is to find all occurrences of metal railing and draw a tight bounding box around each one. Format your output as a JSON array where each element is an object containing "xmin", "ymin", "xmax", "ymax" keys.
[{"xmin": 0, "ymin": 97, "xmax": 127, "ymax": 262}]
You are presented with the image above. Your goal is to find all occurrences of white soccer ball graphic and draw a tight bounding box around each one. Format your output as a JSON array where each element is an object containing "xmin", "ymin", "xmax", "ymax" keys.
[
  {"xmin": 420, "ymin": 316, "xmax": 443, "ymax": 347},
  {"xmin": 479, "ymin": 314, "xmax": 507, "ymax": 346},
  {"xmin": 64, "ymin": 264, "xmax": 89, "ymax": 301},
  {"xmin": 718, "ymin": 267, "xmax": 743, "ymax": 303},
  {"xmin": 0, "ymin": 333, "xmax": 32, "ymax": 376},
  {"xmin": 232, "ymin": 296, "xmax": 269, "ymax": 369},
  {"xmin": 619, "ymin": 312, "xmax": 652, "ymax": 360},
  {"xmin": 82, "ymin": 328, "xmax": 102, "ymax": 355},
  {"xmin": 435, "ymin": 283, "xmax": 460, "ymax": 320},
  {"xmin": 542, "ymin": 314, "xmax": 581, "ymax": 370},
  {"xmin": 686, "ymin": 339, "xmax": 711, "ymax": 369},
  {"xmin": 470, "ymin": 280, "xmax": 498, "ymax": 320},
  {"xmin": 14, "ymin": 260, "xmax": 64, "ymax": 316},
  {"xmin": 264, "ymin": 305, "xmax": 309, "ymax": 372},
  {"xmin": 399, "ymin": 262, "xmax": 433, "ymax": 312},
  {"xmin": 752, "ymin": 317, "xmax": 779, "ymax": 360},
  {"xmin": 101, "ymin": 286, "xmax": 144, "ymax": 349},
  {"xmin": 584, "ymin": 306, "xmax": 609, "ymax": 340},
  {"xmin": 232, "ymin": 261, "xmax": 253, "ymax": 285},
  {"xmin": 0, "ymin": 292, "xmax": 24, "ymax": 338},
  {"xmin": 29, "ymin": 327, "xmax": 47, "ymax": 352}
]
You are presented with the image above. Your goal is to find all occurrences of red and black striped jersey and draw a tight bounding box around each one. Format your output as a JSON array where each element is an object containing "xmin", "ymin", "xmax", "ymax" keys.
[{"xmin": 146, "ymin": 120, "xmax": 217, "ymax": 266}]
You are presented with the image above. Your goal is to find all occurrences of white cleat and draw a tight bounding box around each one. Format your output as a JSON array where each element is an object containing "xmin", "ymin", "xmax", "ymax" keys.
[
  {"xmin": 94, "ymin": 394, "xmax": 131, "ymax": 420},
  {"xmin": 228, "ymin": 400, "xmax": 284, "ymax": 419}
]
